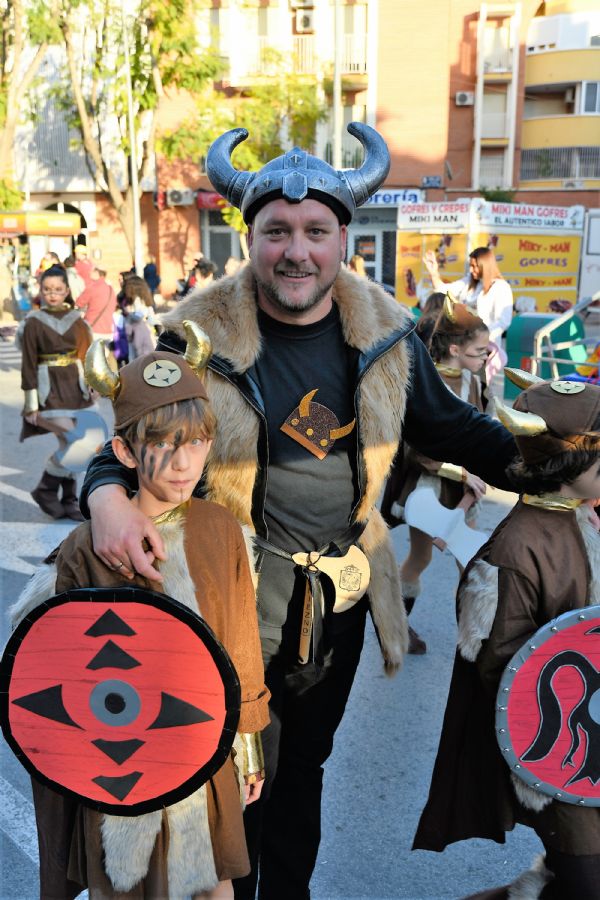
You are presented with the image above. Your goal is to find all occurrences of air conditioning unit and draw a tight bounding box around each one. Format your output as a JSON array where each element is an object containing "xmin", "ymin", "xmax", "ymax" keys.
[
  {"xmin": 564, "ymin": 87, "xmax": 575, "ymax": 103},
  {"xmin": 290, "ymin": 0, "xmax": 313, "ymax": 8},
  {"xmin": 295, "ymin": 9, "xmax": 315, "ymax": 33},
  {"xmin": 562, "ymin": 179, "xmax": 584, "ymax": 189},
  {"xmin": 455, "ymin": 91, "xmax": 475, "ymax": 107},
  {"xmin": 166, "ymin": 188, "xmax": 195, "ymax": 207}
]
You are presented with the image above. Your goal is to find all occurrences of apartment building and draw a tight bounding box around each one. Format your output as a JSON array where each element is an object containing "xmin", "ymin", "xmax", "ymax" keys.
[{"xmin": 13, "ymin": 0, "xmax": 600, "ymax": 295}]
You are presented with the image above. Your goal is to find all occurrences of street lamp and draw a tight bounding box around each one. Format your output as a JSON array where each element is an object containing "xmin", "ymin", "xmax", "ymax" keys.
[{"xmin": 121, "ymin": 4, "xmax": 144, "ymax": 275}]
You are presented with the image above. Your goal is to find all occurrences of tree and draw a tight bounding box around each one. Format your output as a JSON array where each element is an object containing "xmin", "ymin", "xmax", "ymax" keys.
[
  {"xmin": 50, "ymin": 0, "xmax": 223, "ymax": 256},
  {"xmin": 0, "ymin": 0, "xmax": 55, "ymax": 209},
  {"xmin": 159, "ymin": 49, "xmax": 329, "ymax": 257}
]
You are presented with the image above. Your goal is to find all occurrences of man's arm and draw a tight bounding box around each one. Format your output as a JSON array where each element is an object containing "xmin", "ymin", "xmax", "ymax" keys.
[{"xmin": 403, "ymin": 334, "xmax": 517, "ymax": 491}]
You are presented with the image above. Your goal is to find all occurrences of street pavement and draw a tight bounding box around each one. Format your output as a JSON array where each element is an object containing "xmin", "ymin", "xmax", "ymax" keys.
[{"xmin": 0, "ymin": 335, "xmax": 543, "ymax": 900}]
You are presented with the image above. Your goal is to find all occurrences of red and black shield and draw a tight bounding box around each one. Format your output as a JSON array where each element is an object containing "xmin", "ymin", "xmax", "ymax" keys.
[
  {"xmin": 0, "ymin": 586, "xmax": 240, "ymax": 816},
  {"xmin": 496, "ymin": 604, "xmax": 600, "ymax": 807}
]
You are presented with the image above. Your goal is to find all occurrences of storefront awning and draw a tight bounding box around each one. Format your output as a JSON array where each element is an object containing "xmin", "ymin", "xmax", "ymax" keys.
[{"xmin": 0, "ymin": 211, "xmax": 82, "ymax": 238}]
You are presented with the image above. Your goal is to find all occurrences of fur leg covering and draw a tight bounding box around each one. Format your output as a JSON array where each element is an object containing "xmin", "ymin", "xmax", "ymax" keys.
[
  {"xmin": 507, "ymin": 855, "xmax": 553, "ymax": 899},
  {"xmin": 9, "ymin": 564, "xmax": 57, "ymax": 628},
  {"xmin": 360, "ymin": 509, "xmax": 408, "ymax": 674}
]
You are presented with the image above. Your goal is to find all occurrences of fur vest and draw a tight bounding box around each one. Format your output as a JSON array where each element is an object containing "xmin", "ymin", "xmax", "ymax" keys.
[{"xmin": 162, "ymin": 266, "xmax": 414, "ymax": 671}]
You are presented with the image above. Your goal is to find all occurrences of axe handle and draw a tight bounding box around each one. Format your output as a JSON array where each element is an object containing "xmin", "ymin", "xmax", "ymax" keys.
[{"xmin": 432, "ymin": 490, "xmax": 477, "ymax": 552}]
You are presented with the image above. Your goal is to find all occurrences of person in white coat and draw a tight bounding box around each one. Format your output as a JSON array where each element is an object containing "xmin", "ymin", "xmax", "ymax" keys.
[{"xmin": 423, "ymin": 246, "xmax": 513, "ymax": 345}]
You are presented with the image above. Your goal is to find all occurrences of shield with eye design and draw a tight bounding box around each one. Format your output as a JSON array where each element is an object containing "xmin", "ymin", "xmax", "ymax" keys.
[{"xmin": 0, "ymin": 587, "xmax": 240, "ymax": 816}]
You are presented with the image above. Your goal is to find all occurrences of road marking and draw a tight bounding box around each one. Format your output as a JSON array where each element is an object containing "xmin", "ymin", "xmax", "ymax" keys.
[
  {"xmin": 0, "ymin": 479, "xmax": 37, "ymax": 506},
  {"xmin": 0, "ymin": 522, "xmax": 75, "ymax": 574},
  {"xmin": 0, "ymin": 466, "xmax": 22, "ymax": 477},
  {"xmin": 0, "ymin": 775, "xmax": 38, "ymax": 864}
]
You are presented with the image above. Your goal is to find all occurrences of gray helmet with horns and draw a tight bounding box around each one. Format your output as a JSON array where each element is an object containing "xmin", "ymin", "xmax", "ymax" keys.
[{"xmin": 206, "ymin": 122, "xmax": 390, "ymax": 225}]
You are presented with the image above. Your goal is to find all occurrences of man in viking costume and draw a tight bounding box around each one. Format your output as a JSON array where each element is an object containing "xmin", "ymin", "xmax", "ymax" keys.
[
  {"xmin": 414, "ymin": 371, "xmax": 600, "ymax": 899},
  {"xmin": 10, "ymin": 327, "xmax": 269, "ymax": 899},
  {"xmin": 80, "ymin": 123, "xmax": 517, "ymax": 899}
]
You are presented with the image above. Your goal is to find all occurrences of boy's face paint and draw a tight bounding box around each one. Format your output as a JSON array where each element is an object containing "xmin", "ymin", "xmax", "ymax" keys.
[
  {"xmin": 131, "ymin": 432, "xmax": 212, "ymax": 517},
  {"xmin": 452, "ymin": 332, "xmax": 490, "ymax": 375},
  {"xmin": 560, "ymin": 459, "xmax": 600, "ymax": 501}
]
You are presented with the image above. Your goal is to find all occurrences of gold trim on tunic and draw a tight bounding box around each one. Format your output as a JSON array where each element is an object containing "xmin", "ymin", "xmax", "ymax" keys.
[
  {"xmin": 435, "ymin": 364, "xmax": 462, "ymax": 378},
  {"xmin": 522, "ymin": 493, "xmax": 583, "ymax": 512}
]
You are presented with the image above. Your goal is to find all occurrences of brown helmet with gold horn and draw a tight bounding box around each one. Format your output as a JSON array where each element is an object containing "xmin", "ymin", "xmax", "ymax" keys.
[
  {"xmin": 498, "ymin": 378, "xmax": 600, "ymax": 464},
  {"xmin": 433, "ymin": 293, "xmax": 486, "ymax": 336},
  {"xmin": 84, "ymin": 322, "xmax": 212, "ymax": 430}
]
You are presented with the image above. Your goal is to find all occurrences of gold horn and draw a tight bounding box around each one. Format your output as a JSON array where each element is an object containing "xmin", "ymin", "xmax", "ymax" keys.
[
  {"xmin": 299, "ymin": 389, "xmax": 318, "ymax": 418},
  {"xmin": 330, "ymin": 418, "xmax": 356, "ymax": 441},
  {"xmin": 504, "ymin": 367, "xmax": 545, "ymax": 390},
  {"xmin": 495, "ymin": 397, "xmax": 548, "ymax": 437},
  {"xmin": 183, "ymin": 320, "xmax": 212, "ymax": 378},
  {"xmin": 84, "ymin": 340, "xmax": 120, "ymax": 399},
  {"xmin": 443, "ymin": 294, "xmax": 458, "ymax": 323}
]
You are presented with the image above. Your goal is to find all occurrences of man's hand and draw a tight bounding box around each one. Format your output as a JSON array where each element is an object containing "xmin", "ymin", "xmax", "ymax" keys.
[
  {"xmin": 244, "ymin": 776, "xmax": 264, "ymax": 805},
  {"xmin": 464, "ymin": 472, "xmax": 487, "ymax": 501},
  {"xmin": 88, "ymin": 485, "xmax": 166, "ymax": 582}
]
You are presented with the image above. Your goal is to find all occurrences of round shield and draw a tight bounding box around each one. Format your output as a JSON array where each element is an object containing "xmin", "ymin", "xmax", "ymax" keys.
[
  {"xmin": 496, "ymin": 604, "xmax": 600, "ymax": 806},
  {"xmin": 0, "ymin": 587, "xmax": 240, "ymax": 816},
  {"xmin": 55, "ymin": 409, "xmax": 110, "ymax": 473}
]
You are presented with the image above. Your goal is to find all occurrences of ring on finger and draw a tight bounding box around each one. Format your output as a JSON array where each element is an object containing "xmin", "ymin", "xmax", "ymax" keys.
[{"xmin": 114, "ymin": 561, "xmax": 125, "ymax": 570}]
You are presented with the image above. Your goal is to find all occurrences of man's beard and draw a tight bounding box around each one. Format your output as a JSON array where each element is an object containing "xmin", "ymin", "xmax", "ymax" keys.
[{"xmin": 253, "ymin": 269, "xmax": 337, "ymax": 316}]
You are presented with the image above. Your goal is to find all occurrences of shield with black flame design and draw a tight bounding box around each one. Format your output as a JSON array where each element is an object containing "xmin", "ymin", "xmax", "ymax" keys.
[
  {"xmin": 0, "ymin": 586, "xmax": 240, "ymax": 815},
  {"xmin": 496, "ymin": 604, "xmax": 600, "ymax": 806}
]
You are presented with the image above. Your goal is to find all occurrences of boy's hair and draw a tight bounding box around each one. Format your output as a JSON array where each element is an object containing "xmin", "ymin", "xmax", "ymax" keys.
[
  {"xmin": 116, "ymin": 397, "xmax": 216, "ymax": 448},
  {"xmin": 507, "ymin": 440, "xmax": 600, "ymax": 495},
  {"xmin": 429, "ymin": 322, "xmax": 489, "ymax": 363}
]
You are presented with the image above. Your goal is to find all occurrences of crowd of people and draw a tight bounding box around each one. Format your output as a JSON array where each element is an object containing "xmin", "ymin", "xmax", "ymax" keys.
[{"xmin": 9, "ymin": 123, "xmax": 600, "ymax": 900}]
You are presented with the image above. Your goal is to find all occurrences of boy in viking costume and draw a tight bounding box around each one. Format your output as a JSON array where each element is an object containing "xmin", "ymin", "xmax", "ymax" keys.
[
  {"xmin": 80, "ymin": 123, "xmax": 518, "ymax": 899},
  {"xmin": 10, "ymin": 323, "xmax": 269, "ymax": 900},
  {"xmin": 413, "ymin": 371, "xmax": 600, "ymax": 899},
  {"xmin": 383, "ymin": 296, "xmax": 490, "ymax": 653}
]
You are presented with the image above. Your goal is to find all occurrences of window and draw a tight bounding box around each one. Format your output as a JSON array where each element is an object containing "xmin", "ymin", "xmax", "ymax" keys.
[
  {"xmin": 582, "ymin": 82, "xmax": 600, "ymax": 113},
  {"xmin": 520, "ymin": 147, "xmax": 600, "ymax": 180}
]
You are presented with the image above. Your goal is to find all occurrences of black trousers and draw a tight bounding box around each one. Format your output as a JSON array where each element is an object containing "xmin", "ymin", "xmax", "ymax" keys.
[
  {"xmin": 233, "ymin": 600, "xmax": 368, "ymax": 900},
  {"xmin": 540, "ymin": 848, "xmax": 600, "ymax": 899}
]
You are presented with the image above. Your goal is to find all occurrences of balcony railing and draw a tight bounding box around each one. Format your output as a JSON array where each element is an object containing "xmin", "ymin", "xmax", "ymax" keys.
[
  {"xmin": 520, "ymin": 146, "xmax": 600, "ymax": 180},
  {"xmin": 481, "ymin": 112, "xmax": 509, "ymax": 139},
  {"xmin": 323, "ymin": 138, "xmax": 364, "ymax": 169},
  {"xmin": 228, "ymin": 34, "xmax": 367, "ymax": 79},
  {"xmin": 483, "ymin": 48, "xmax": 512, "ymax": 72}
]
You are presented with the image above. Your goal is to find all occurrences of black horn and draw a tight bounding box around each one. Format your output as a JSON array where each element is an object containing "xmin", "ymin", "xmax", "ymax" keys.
[
  {"xmin": 343, "ymin": 122, "xmax": 391, "ymax": 207},
  {"xmin": 206, "ymin": 128, "xmax": 253, "ymax": 208}
]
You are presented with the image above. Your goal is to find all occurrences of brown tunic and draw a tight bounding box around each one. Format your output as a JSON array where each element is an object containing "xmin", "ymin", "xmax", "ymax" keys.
[
  {"xmin": 19, "ymin": 307, "xmax": 93, "ymax": 440},
  {"xmin": 32, "ymin": 499, "xmax": 269, "ymax": 898},
  {"xmin": 383, "ymin": 369, "xmax": 483, "ymax": 519},
  {"xmin": 413, "ymin": 500, "xmax": 600, "ymax": 856}
]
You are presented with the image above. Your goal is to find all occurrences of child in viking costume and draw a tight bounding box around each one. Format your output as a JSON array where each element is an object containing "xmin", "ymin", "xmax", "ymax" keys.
[
  {"xmin": 383, "ymin": 296, "xmax": 490, "ymax": 654},
  {"xmin": 19, "ymin": 264, "xmax": 95, "ymax": 521},
  {"xmin": 413, "ymin": 371, "xmax": 600, "ymax": 899},
  {"xmin": 10, "ymin": 322, "xmax": 269, "ymax": 900}
]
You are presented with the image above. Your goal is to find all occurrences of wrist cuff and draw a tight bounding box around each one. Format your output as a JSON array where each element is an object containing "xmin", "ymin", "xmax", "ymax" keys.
[
  {"xmin": 23, "ymin": 389, "xmax": 39, "ymax": 415},
  {"xmin": 238, "ymin": 732, "xmax": 265, "ymax": 784},
  {"xmin": 438, "ymin": 462, "xmax": 465, "ymax": 483}
]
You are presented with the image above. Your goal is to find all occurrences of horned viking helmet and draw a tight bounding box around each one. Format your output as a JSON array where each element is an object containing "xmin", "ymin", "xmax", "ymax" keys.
[{"xmin": 206, "ymin": 122, "xmax": 391, "ymax": 225}]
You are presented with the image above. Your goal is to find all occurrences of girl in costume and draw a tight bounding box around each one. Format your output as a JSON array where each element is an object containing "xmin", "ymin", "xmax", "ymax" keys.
[
  {"xmin": 389, "ymin": 296, "xmax": 490, "ymax": 653},
  {"xmin": 19, "ymin": 265, "xmax": 94, "ymax": 521},
  {"xmin": 414, "ymin": 371, "xmax": 600, "ymax": 899},
  {"xmin": 10, "ymin": 322, "xmax": 269, "ymax": 899}
]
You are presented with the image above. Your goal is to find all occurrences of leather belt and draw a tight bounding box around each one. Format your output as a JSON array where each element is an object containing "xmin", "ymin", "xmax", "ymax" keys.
[{"xmin": 254, "ymin": 521, "xmax": 367, "ymax": 666}]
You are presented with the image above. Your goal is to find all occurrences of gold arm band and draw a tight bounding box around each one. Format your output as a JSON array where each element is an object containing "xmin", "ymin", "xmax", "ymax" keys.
[
  {"xmin": 438, "ymin": 462, "xmax": 466, "ymax": 483},
  {"xmin": 238, "ymin": 732, "xmax": 265, "ymax": 784},
  {"xmin": 23, "ymin": 389, "xmax": 39, "ymax": 414}
]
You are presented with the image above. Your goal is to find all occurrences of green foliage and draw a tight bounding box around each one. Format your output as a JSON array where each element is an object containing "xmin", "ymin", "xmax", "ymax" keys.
[
  {"xmin": 159, "ymin": 48, "xmax": 328, "ymax": 236},
  {"xmin": 478, "ymin": 187, "xmax": 516, "ymax": 203},
  {"xmin": 221, "ymin": 205, "xmax": 247, "ymax": 236},
  {"xmin": 0, "ymin": 177, "xmax": 23, "ymax": 210}
]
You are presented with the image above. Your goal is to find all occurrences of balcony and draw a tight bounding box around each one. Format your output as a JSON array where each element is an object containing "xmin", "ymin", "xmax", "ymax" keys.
[
  {"xmin": 520, "ymin": 146, "xmax": 600, "ymax": 182},
  {"xmin": 226, "ymin": 34, "xmax": 367, "ymax": 82},
  {"xmin": 483, "ymin": 47, "xmax": 512, "ymax": 74},
  {"xmin": 481, "ymin": 112, "xmax": 509, "ymax": 140},
  {"xmin": 522, "ymin": 115, "xmax": 600, "ymax": 149}
]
